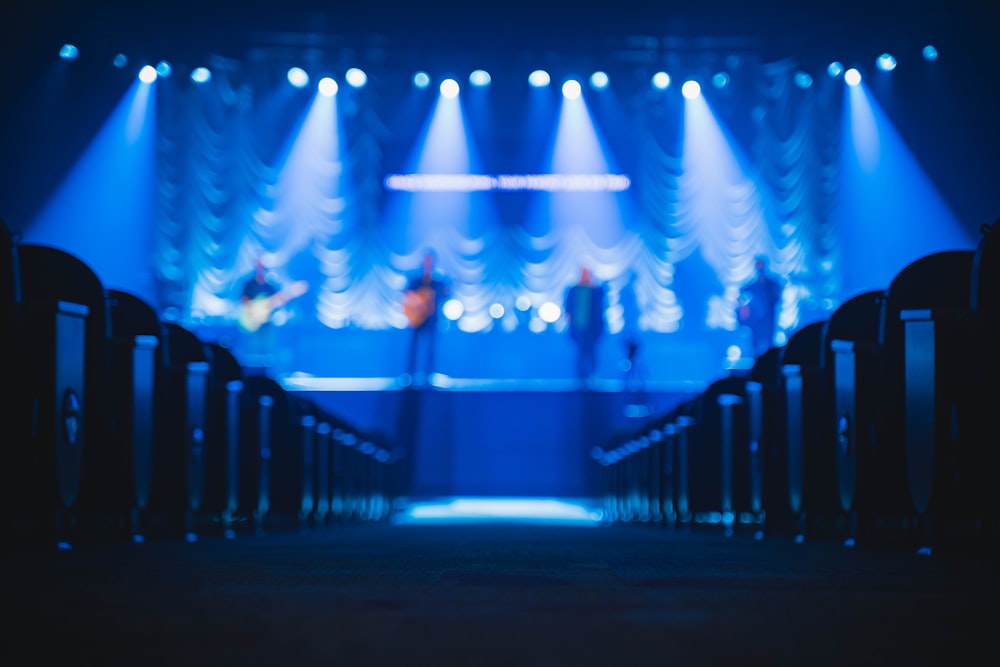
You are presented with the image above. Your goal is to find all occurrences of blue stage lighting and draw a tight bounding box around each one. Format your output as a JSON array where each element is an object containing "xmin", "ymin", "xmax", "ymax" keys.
[
  {"xmin": 528, "ymin": 70, "xmax": 550, "ymax": 87},
  {"xmin": 589, "ymin": 71, "xmax": 609, "ymax": 90},
  {"xmin": 794, "ymin": 71, "xmax": 813, "ymax": 89},
  {"xmin": 155, "ymin": 61, "xmax": 172, "ymax": 78},
  {"xmin": 561, "ymin": 79, "xmax": 582, "ymax": 99},
  {"xmin": 318, "ymin": 77, "xmax": 338, "ymax": 97},
  {"xmin": 922, "ymin": 44, "xmax": 938, "ymax": 61},
  {"xmin": 876, "ymin": 53, "xmax": 897, "ymax": 72},
  {"xmin": 138, "ymin": 65, "xmax": 157, "ymax": 83},
  {"xmin": 113, "ymin": 53, "xmax": 128, "ymax": 68},
  {"xmin": 345, "ymin": 67, "xmax": 367, "ymax": 88},
  {"xmin": 827, "ymin": 61, "xmax": 844, "ymax": 78},
  {"xmin": 469, "ymin": 69, "xmax": 491, "ymax": 87},
  {"xmin": 190, "ymin": 67, "xmax": 211, "ymax": 84},
  {"xmin": 287, "ymin": 67, "xmax": 309, "ymax": 88},
  {"xmin": 59, "ymin": 44, "xmax": 79, "ymax": 60},
  {"xmin": 440, "ymin": 77, "xmax": 460, "ymax": 98},
  {"xmin": 413, "ymin": 71, "xmax": 431, "ymax": 88},
  {"xmin": 651, "ymin": 71, "xmax": 671, "ymax": 90},
  {"xmin": 712, "ymin": 72, "xmax": 730, "ymax": 88},
  {"xmin": 844, "ymin": 68, "xmax": 862, "ymax": 86},
  {"xmin": 681, "ymin": 80, "xmax": 701, "ymax": 99}
]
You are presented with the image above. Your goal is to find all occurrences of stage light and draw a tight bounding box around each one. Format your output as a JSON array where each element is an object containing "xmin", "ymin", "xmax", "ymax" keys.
[
  {"xmin": 469, "ymin": 69, "xmax": 491, "ymax": 87},
  {"xmin": 345, "ymin": 67, "xmax": 367, "ymax": 88},
  {"xmin": 712, "ymin": 72, "xmax": 730, "ymax": 88},
  {"xmin": 561, "ymin": 79, "xmax": 581, "ymax": 99},
  {"xmin": 190, "ymin": 67, "xmax": 211, "ymax": 84},
  {"xmin": 827, "ymin": 61, "xmax": 844, "ymax": 78},
  {"xmin": 538, "ymin": 301, "xmax": 561, "ymax": 323},
  {"xmin": 413, "ymin": 71, "xmax": 431, "ymax": 88},
  {"xmin": 318, "ymin": 76, "xmax": 338, "ymax": 96},
  {"xmin": 876, "ymin": 53, "xmax": 897, "ymax": 72},
  {"xmin": 589, "ymin": 71, "xmax": 609, "ymax": 90},
  {"xmin": 844, "ymin": 68, "xmax": 861, "ymax": 86},
  {"xmin": 442, "ymin": 299, "xmax": 464, "ymax": 320},
  {"xmin": 440, "ymin": 77, "xmax": 460, "ymax": 98},
  {"xmin": 155, "ymin": 61, "xmax": 172, "ymax": 78},
  {"xmin": 489, "ymin": 303, "xmax": 504, "ymax": 319},
  {"xmin": 59, "ymin": 44, "xmax": 79, "ymax": 60},
  {"xmin": 922, "ymin": 44, "xmax": 938, "ymax": 61},
  {"xmin": 794, "ymin": 71, "xmax": 813, "ymax": 89},
  {"xmin": 138, "ymin": 65, "xmax": 157, "ymax": 83},
  {"xmin": 528, "ymin": 69, "xmax": 550, "ymax": 88},
  {"xmin": 287, "ymin": 67, "xmax": 309, "ymax": 88},
  {"xmin": 113, "ymin": 53, "xmax": 128, "ymax": 68},
  {"xmin": 651, "ymin": 71, "xmax": 671, "ymax": 90},
  {"xmin": 515, "ymin": 295, "xmax": 531, "ymax": 311},
  {"xmin": 681, "ymin": 80, "xmax": 701, "ymax": 99}
]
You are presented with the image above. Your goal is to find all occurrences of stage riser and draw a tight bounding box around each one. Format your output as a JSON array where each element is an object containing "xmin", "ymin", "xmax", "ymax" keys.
[{"xmin": 296, "ymin": 389, "xmax": 697, "ymax": 498}]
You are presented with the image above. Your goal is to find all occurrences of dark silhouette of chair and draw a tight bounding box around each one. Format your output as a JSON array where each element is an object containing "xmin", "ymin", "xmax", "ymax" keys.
[
  {"xmin": 687, "ymin": 375, "xmax": 752, "ymax": 536},
  {"xmin": 782, "ymin": 319, "xmax": 838, "ymax": 541},
  {"xmin": 104, "ymin": 289, "xmax": 163, "ymax": 542},
  {"xmin": 152, "ymin": 322, "xmax": 211, "ymax": 540},
  {"xmin": 9, "ymin": 244, "xmax": 108, "ymax": 548},
  {"xmin": 239, "ymin": 375, "xmax": 312, "ymax": 532},
  {"xmin": 746, "ymin": 346, "xmax": 790, "ymax": 537},
  {"xmin": 201, "ymin": 341, "xmax": 244, "ymax": 536},
  {"xmin": 893, "ymin": 249, "xmax": 985, "ymax": 551}
]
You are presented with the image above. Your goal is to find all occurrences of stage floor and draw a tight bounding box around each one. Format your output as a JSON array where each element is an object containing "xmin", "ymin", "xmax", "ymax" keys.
[{"xmin": 284, "ymin": 374, "xmax": 702, "ymax": 500}]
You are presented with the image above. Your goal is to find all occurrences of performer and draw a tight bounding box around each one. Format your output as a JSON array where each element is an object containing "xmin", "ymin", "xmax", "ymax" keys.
[
  {"xmin": 402, "ymin": 250, "xmax": 449, "ymax": 387},
  {"xmin": 564, "ymin": 266, "xmax": 607, "ymax": 388},
  {"xmin": 737, "ymin": 255, "xmax": 782, "ymax": 358},
  {"xmin": 237, "ymin": 255, "xmax": 307, "ymax": 368}
]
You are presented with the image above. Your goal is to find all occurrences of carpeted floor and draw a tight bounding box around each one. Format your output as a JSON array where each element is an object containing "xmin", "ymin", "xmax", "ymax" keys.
[{"xmin": 2, "ymin": 519, "xmax": 998, "ymax": 666}]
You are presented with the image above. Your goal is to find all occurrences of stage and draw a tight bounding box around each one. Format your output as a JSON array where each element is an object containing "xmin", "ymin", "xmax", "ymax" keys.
[{"xmin": 283, "ymin": 374, "xmax": 704, "ymax": 500}]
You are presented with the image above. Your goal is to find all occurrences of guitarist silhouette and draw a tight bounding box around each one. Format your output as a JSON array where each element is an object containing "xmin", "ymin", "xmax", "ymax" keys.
[
  {"xmin": 238, "ymin": 256, "xmax": 307, "ymax": 368},
  {"xmin": 403, "ymin": 250, "xmax": 449, "ymax": 387}
]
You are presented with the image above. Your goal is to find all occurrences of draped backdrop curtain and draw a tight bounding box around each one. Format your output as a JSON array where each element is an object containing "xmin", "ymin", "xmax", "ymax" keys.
[{"xmin": 154, "ymin": 51, "xmax": 840, "ymax": 344}]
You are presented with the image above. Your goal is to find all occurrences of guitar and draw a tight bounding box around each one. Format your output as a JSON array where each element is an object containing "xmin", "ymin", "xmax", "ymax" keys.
[
  {"xmin": 403, "ymin": 285, "xmax": 436, "ymax": 328},
  {"xmin": 238, "ymin": 280, "xmax": 308, "ymax": 333}
]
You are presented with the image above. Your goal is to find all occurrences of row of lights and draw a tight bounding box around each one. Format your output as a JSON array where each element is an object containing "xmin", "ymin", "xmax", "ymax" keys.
[{"xmin": 59, "ymin": 43, "xmax": 941, "ymax": 93}]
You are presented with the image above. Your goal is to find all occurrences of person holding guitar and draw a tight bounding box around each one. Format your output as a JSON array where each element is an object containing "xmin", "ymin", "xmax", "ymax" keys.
[
  {"xmin": 403, "ymin": 250, "xmax": 449, "ymax": 388},
  {"xmin": 238, "ymin": 255, "xmax": 308, "ymax": 369}
]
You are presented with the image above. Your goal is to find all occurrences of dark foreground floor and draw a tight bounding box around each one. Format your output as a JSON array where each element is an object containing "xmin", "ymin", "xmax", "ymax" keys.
[{"xmin": 2, "ymin": 519, "xmax": 998, "ymax": 666}]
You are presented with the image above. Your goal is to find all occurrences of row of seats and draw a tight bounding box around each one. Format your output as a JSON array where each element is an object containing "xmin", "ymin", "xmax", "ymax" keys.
[
  {"xmin": 0, "ymin": 224, "xmax": 397, "ymax": 550},
  {"xmin": 594, "ymin": 220, "xmax": 999, "ymax": 554}
]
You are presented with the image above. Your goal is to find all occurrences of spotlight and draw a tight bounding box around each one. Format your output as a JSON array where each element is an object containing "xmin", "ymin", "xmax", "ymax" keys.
[
  {"xmin": 712, "ymin": 72, "xmax": 730, "ymax": 88},
  {"xmin": 318, "ymin": 76, "xmax": 338, "ymax": 96},
  {"xmin": 469, "ymin": 69, "xmax": 491, "ymax": 87},
  {"xmin": 190, "ymin": 67, "xmax": 211, "ymax": 84},
  {"xmin": 113, "ymin": 53, "xmax": 128, "ymax": 68},
  {"xmin": 345, "ymin": 67, "xmax": 367, "ymax": 88},
  {"xmin": 793, "ymin": 71, "xmax": 813, "ymax": 89},
  {"xmin": 413, "ymin": 71, "xmax": 431, "ymax": 88},
  {"xmin": 651, "ymin": 71, "xmax": 671, "ymax": 90},
  {"xmin": 138, "ymin": 65, "xmax": 157, "ymax": 83},
  {"xmin": 59, "ymin": 44, "xmax": 79, "ymax": 60},
  {"xmin": 922, "ymin": 44, "xmax": 938, "ymax": 61},
  {"xmin": 681, "ymin": 80, "xmax": 701, "ymax": 99},
  {"xmin": 562, "ymin": 79, "xmax": 582, "ymax": 99},
  {"xmin": 844, "ymin": 68, "xmax": 862, "ymax": 86},
  {"xmin": 876, "ymin": 53, "xmax": 897, "ymax": 72},
  {"xmin": 287, "ymin": 67, "xmax": 309, "ymax": 88},
  {"xmin": 440, "ymin": 78, "xmax": 460, "ymax": 98},
  {"xmin": 589, "ymin": 71, "xmax": 609, "ymax": 90},
  {"xmin": 528, "ymin": 69, "xmax": 550, "ymax": 87},
  {"xmin": 827, "ymin": 61, "xmax": 844, "ymax": 78},
  {"xmin": 155, "ymin": 60, "xmax": 172, "ymax": 78},
  {"xmin": 489, "ymin": 303, "xmax": 504, "ymax": 319}
]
